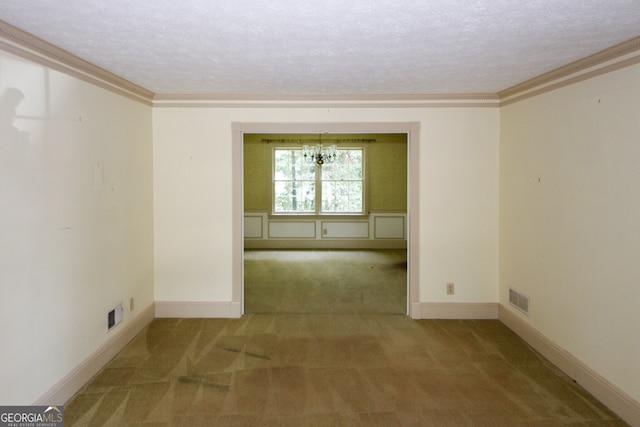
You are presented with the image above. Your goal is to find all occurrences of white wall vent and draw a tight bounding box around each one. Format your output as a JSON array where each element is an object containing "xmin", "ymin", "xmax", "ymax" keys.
[
  {"xmin": 107, "ymin": 303, "xmax": 123, "ymax": 331},
  {"xmin": 509, "ymin": 288, "xmax": 530, "ymax": 315}
]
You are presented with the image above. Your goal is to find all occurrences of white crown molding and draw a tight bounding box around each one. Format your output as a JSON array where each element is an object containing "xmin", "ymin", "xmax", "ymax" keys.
[
  {"xmin": 0, "ymin": 20, "xmax": 154, "ymax": 106},
  {"xmin": 152, "ymin": 92, "xmax": 500, "ymax": 108},
  {"xmin": 499, "ymin": 36, "xmax": 640, "ymax": 106}
]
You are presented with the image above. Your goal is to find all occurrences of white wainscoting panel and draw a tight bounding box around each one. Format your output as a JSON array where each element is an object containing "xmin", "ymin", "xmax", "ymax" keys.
[
  {"xmin": 244, "ymin": 215, "xmax": 263, "ymax": 238},
  {"xmin": 321, "ymin": 221, "xmax": 369, "ymax": 238},
  {"xmin": 269, "ymin": 221, "xmax": 316, "ymax": 238},
  {"xmin": 374, "ymin": 215, "xmax": 405, "ymax": 239},
  {"xmin": 244, "ymin": 212, "xmax": 407, "ymax": 248}
]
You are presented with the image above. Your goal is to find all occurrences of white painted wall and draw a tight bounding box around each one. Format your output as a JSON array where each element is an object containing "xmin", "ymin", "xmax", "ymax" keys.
[
  {"xmin": 153, "ymin": 107, "xmax": 499, "ymax": 304},
  {"xmin": 0, "ymin": 51, "xmax": 154, "ymax": 404},
  {"xmin": 500, "ymin": 63, "xmax": 640, "ymax": 401},
  {"xmin": 420, "ymin": 109, "xmax": 500, "ymax": 302}
]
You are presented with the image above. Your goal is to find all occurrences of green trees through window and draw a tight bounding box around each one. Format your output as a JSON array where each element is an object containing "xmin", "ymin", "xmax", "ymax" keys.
[
  {"xmin": 273, "ymin": 148, "xmax": 364, "ymax": 214},
  {"xmin": 273, "ymin": 149, "xmax": 316, "ymax": 212}
]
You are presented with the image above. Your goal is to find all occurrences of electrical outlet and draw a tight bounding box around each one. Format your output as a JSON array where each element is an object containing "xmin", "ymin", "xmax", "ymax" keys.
[{"xmin": 446, "ymin": 282, "xmax": 455, "ymax": 295}]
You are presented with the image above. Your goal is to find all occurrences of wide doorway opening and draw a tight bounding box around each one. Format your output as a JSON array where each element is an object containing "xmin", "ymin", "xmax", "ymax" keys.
[{"xmin": 232, "ymin": 123, "xmax": 420, "ymax": 317}]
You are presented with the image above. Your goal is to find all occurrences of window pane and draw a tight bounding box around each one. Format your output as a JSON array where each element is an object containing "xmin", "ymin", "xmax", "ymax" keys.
[
  {"xmin": 273, "ymin": 148, "xmax": 316, "ymax": 213},
  {"xmin": 322, "ymin": 181, "xmax": 362, "ymax": 213},
  {"xmin": 321, "ymin": 148, "xmax": 363, "ymax": 213},
  {"xmin": 348, "ymin": 181, "xmax": 363, "ymax": 211},
  {"xmin": 274, "ymin": 180, "xmax": 315, "ymax": 212},
  {"xmin": 322, "ymin": 150, "xmax": 362, "ymax": 180},
  {"xmin": 274, "ymin": 149, "xmax": 314, "ymax": 180}
]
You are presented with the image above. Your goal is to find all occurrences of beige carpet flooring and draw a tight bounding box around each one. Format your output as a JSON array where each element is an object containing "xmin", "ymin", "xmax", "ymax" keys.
[
  {"xmin": 63, "ymin": 250, "xmax": 626, "ymax": 426},
  {"xmin": 65, "ymin": 315, "xmax": 625, "ymax": 426},
  {"xmin": 244, "ymin": 249, "xmax": 408, "ymax": 314}
]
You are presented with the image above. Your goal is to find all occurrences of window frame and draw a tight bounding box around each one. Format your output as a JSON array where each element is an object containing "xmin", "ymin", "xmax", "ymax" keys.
[{"xmin": 270, "ymin": 143, "xmax": 367, "ymax": 217}]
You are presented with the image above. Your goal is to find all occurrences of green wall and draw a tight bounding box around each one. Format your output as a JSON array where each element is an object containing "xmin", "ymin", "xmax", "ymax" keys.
[{"xmin": 244, "ymin": 133, "xmax": 407, "ymax": 212}]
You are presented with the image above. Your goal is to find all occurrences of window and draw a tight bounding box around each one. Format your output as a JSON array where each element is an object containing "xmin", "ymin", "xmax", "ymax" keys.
[
  {"xmin": 273, "ymin": 149, "xmax": 316, "ymax": 213},
  {"xmin": 321, "ymin": 149, "xmax": 363, "ymax": 213},
  {"xmin": 273, "ymin": 147, "xmax": 364, "ymax": 214}
]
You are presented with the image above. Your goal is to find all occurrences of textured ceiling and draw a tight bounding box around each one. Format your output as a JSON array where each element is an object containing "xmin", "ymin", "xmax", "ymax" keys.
[{"xmin": 1, "ymin": 0, "xmax": 640, "ymax": 95}]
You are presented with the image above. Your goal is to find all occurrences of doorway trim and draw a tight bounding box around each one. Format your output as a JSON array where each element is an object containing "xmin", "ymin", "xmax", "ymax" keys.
[{"xmin": 232, "ymin": 122, "xmax": 421, "ymax": 318}]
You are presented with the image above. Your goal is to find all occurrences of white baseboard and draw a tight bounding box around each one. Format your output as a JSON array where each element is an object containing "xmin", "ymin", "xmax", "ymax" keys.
[
  {"xmin": 155, "ymin": 301, "xmax": 242, "ymax": 318},
  {"xmin": 410, "ymin": 302, "xmax": 422, "ymax": 319},
  {"xmin": 33, "ymin": 303, "xmax": 155, "ymax": 406},
  {"xmin": 418, "ymin": 302, "xmax": 499, "ymax": 319},
  {"xmin": 498, "ymin": 304, "xmax": 640, "ymax": 426}
]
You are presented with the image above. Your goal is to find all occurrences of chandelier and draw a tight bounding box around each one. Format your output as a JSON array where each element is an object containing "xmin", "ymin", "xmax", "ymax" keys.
[{"xmin": 302, "ymin": 143, "xmax": 337, "ymax": 165}]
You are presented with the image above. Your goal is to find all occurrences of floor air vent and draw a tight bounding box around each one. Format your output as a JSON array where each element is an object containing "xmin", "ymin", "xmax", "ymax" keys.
[{"xmin": 509, "ymin": 288, "xmax": 530, "ymax": 315}]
